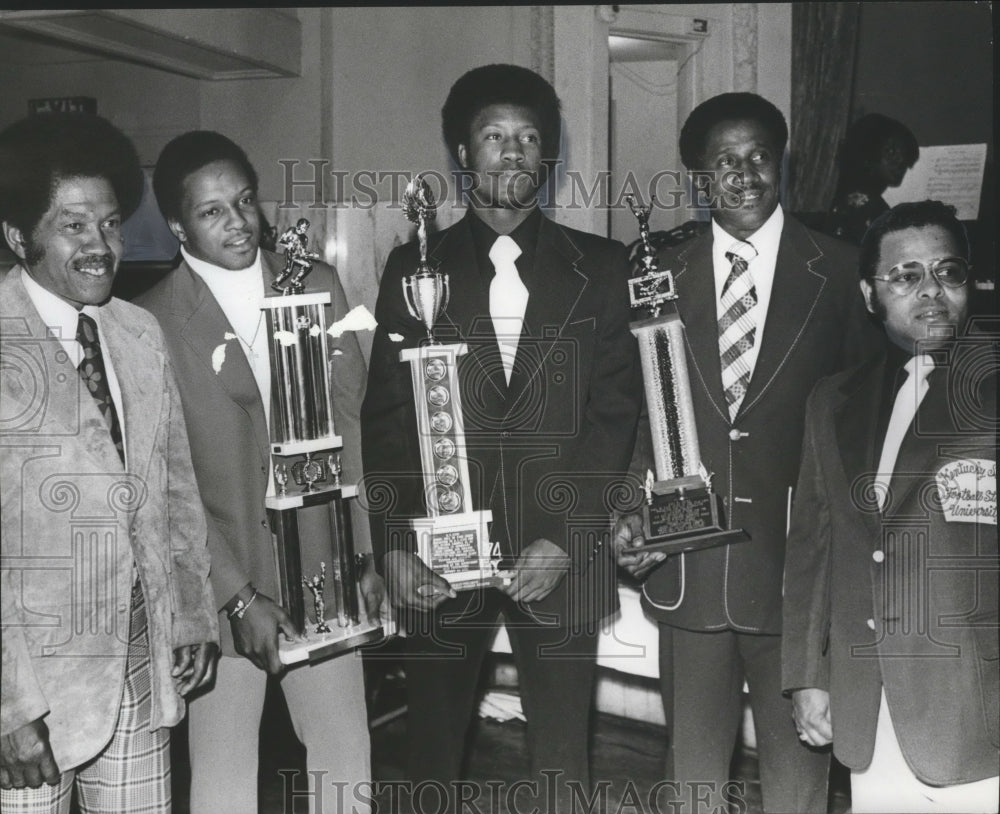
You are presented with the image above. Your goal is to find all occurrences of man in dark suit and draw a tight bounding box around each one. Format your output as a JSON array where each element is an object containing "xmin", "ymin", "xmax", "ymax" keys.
[
  {"xmin": 362, "ymin": 63, "xmax": 641, "ymax": 808},
  {"xmin": 136, "ymin": 131, "xmax": 382, "ymax": 814},
  {"xmin": 614, "ymin": 93, "xmax": 878, "ymax": 813},
  {"xmin": 1, "ymin": 114, "xmax": 217, "ymax": 814},
  {"xmin": 783, "ymin": 200, "xmax": 998, "ymax": 813}
]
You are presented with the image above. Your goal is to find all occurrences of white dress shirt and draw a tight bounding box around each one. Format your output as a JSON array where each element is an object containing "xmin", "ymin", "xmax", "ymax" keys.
[
  {"xmin": 712, "ymin": 204, "xmax": 784, "ymax": 380},
  {"xmin": 21, "ymin": 267, "xmax": 128, "ymax": 462}
]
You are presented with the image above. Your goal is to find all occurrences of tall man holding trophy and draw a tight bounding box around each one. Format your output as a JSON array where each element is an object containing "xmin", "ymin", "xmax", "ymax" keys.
[
  {"xmin": 614, "ymin": 93, "xmax": 879, "ymax": 813},
  {"xmin": 362, "ymin": 64, "xmax": 642, "ymax": 807},
  {"xmin": 138, "ymin": 131, "xmax": 383, "ymax": 814}
]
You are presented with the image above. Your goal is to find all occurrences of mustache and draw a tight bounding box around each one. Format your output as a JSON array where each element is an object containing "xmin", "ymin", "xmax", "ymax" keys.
[{"xmin": 72, "ymin": 253, "xmax": 116, "ymax": 271}]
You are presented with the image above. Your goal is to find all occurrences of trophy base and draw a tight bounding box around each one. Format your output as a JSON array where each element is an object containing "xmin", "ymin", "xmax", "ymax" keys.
[
  {"xmin": 640, "ymin": 477, "xmax": 750, "ymax": 555},
  {"xmin": 266, "ymin": 483, "xmax": 357, "ymax": 511},
  {"xmin": 445, "ymin": 570, "xmax": 516, "ymax": 591},
  {"xmin": 278, "ymin": 618, "xmax": 388, "ymax": 666},
  {"xmin": 412, "ymin": 510, "xmax": 508, "ymax": 592}
]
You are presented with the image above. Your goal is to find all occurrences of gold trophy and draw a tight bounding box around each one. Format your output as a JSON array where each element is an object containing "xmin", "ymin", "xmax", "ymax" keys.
[
  {"xmin": 398, "ymin": 177, "xmax": 511, "ymax": 589},
  {"xmin": 627, "ymin": 197, "xmax": 749, "ymax": 553},
  {"xmin": 263, "ymin": 219, "xmax": 384, "ymax": 664}
]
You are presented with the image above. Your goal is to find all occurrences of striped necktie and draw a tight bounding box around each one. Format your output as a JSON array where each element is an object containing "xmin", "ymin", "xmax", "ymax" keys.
[
  {"xmin": 719, "ymin": 249, "xmax": 758, "ymax": 420},
  {"xmin": 77, "ymin": 313, "xmax": 125, "ymax": 466}
]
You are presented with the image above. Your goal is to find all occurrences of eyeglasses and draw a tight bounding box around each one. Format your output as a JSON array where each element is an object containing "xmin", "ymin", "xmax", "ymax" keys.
[{"xmin": 870, "ymin": 257, "xmax": 970, "ymax": 295}]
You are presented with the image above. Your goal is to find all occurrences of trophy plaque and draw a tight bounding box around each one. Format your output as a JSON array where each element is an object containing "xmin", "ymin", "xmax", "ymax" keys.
[
  {"xmin": 626, "ymin": 197, "xmax": 749, "ymax": 554},
  {"xmin": 264, "ymin": 219, "xmax": 385, "ymax": 664},
  {"xmin": 398, "ymin": 177, "xmax": 512, "ymax": 590}
]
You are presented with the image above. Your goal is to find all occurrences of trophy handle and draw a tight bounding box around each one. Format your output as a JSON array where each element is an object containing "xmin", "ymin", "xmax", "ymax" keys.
[
  {"xmin": 402, "ymin": 276, "xmax": 417, "ymax": 322},
  {"xmin": 440, "ymin": 274, "xmax": 450, "ymax": 317}
]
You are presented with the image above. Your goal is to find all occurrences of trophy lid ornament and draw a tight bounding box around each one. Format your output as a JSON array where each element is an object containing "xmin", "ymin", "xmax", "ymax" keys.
[
  {"xmin": 401, "ymin": 176, "xmax": 450, "ymax": 343},
  {"xmin": 626, "ymin": 196, "xmax": 677, "ymax": 318}
]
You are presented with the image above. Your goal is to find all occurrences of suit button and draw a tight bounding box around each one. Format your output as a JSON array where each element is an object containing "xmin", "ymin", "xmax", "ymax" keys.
[
  {"xmin": 872, "ymin": 550, "xmax": 885, "ymax": 563},
  {"xmin": 729, "ymin": 428, "xmax": 742, "ymax": 441},
  {"xmin": 866, "ymin": 618, "xmax": 876, "ymax": 630},
  {"xmin": 261, "ymin": 519, "xmax": 268, "ymax": 527}
]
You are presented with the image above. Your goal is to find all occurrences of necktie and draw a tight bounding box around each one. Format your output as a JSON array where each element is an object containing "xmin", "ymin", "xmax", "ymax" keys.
[
  {"xmin": 489, "ymin": 234, "xmax": 528, "ymax": 384},
  {"xmin": 719, "ymin": 249, "xmax": 758, "ymax": 420},
  {"xmin": 874, "ymin": 354, "xmax": 933, "ymax": 511},
  {"xmin": 76, "ymin": 313, "xmax": 125, "ymax": 466}
]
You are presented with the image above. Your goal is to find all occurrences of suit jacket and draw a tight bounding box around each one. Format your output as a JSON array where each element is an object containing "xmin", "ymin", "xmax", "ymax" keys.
[
  {"xmin": 135, "ymin": 250, "xmax": 369, "ymax": 655},
  {"xmin": 782, "ymin": 347, "xmax": 998, "ymax": 784},
  {"xmin": 641, "ymin": 215, "xmax": 878, "ymax": 633},
  {"xmin": 0, "ymin": 267, "xmax": 217, "ymax": 771},
  {"xmin": 362, "ymin": 212, "xmax": 642, "ymax": 626}
]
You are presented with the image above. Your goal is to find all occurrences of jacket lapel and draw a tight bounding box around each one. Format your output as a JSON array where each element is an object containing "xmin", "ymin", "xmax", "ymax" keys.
[
  {"xmin": 672, "ymin": 233, "xmax": 729, "ymax": 424},
  {"xmin": 429, "ymin": 217, "xmax": 508, "ymax": 400},
  {"xmin": 100, "ymin": 300, "xmax": 164, "ymax": 481},
  {"xmin": 886, "ymin": 368, "xmax": 954, "ymax": 516},
  {"xmin": 170, "ymin": 263, "xmax": 271, "ymax": 469},
  {"xmin": 740, "ymin": 218, "xmax": 827, "ymax": 416},
  {"xmin": 834, "ymin": 355, "xmax": 885, "ymax": 538},
  {"xmin": 506, "ymin": 216, "xmax": 588, "ymax": 410}
]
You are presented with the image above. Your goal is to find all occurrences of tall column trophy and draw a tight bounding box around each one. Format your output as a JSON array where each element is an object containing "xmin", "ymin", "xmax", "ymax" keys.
[
  {"xmin": 397, "ymin": 177, "xmax": 512, "ymax": 589},
  {"xmin": 264, "ymin": 219, "xmax": 384, "ymax": 664},
  {"xmin": 627, "ymin": 197, "xmax": 748, "ymax": 553}
]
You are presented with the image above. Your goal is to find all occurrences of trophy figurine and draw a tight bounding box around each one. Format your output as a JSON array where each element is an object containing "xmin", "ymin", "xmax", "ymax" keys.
[
  {"xmin": 262, "ymin": 220, "xmax": 385, "ymax": 664},
  {"xmin": 302, "ymin": 562, "xmax": 333, "ymax": 634},
  {"xmin": 626, "ymin": 196, "xmax": 749, "ymax": 554},
  {"xmin": 397, "ymin": 176, "xmax": 512, "ymax": 590},
  {"xmin": 273, "ymin": 217, "xmax": 322, "ymax": 294}
]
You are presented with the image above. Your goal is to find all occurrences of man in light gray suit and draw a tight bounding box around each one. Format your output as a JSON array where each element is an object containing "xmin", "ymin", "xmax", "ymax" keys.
[{"xmin": 1, "ymin": 114, "xmax": 217, "ymax": 814}]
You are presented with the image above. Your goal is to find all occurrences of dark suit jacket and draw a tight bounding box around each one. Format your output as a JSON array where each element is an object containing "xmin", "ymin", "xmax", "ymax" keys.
[
  {"xmin": 782, "ymin": 347, "xmax": 998, "ymax": 784},
  {"xmin": 641, "ymin": 215, "xmax": 878, "ymax": 633},
  {"xmin": 136, "ymin": 250, "xmax": 368, "ymax": 655},
  {"xmin": 362, "ymin": 211, "xmax": 642, "ymax": 626}
]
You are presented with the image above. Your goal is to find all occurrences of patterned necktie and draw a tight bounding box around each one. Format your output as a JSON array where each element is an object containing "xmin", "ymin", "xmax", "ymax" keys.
[
  {"xmin": 719, "ymin": 250, "xmax": 758, "ymax": 420},
  {"xmin": 874, "ymin": 354, "xmax": 933, "ymax": 511},
  {"xmin": 76, "ymin": 313, "xmax": 125, "ymax": 466},
  {"xmin": 489, "ymin": 234, "xmax": 528, "ymax": 385}
]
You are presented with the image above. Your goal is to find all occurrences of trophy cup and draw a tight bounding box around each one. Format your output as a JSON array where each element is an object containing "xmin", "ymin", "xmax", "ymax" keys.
[
  {"xmin": 263, "ymin": 219, "xmax": 385, "ymax": 664},
  {"xmin": 397, "ymin": 177, "xmax": 512, "ymax": 589},
  {"xmin": 626, "ymin": 197, "xmax": 749, "ymax": 554}
]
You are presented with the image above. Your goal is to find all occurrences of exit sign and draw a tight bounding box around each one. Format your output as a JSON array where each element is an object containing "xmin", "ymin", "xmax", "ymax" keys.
[{"xmin": 28, "ymin": 97, "xmax": 97, "ymax": 115}]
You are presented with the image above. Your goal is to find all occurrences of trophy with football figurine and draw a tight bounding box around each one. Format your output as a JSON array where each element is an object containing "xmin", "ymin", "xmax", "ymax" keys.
[
  {"xmin": 626, "ymin": 196, "xmax": 748, "ymax": 554},
  {"xmin": 263, "ymin": 219, "xmax": 384, "ymax": 664},
  {"xmin": 397, "ymin": 177, "xmax": 512, "ymax": 589}
]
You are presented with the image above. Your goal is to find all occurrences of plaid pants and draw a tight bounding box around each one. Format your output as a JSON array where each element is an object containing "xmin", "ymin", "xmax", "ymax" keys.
[{"xmin": 1, "ymin": 583, "xmax": 171, "ymax": 814}]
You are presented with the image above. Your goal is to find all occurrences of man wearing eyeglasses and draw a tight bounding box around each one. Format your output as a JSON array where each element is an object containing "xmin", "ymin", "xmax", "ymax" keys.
[{"xmin": 782, "ymin": 200, "xmax": 998, "ymax": 813}]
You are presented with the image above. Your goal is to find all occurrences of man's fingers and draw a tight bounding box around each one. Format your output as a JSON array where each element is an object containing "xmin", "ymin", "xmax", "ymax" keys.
[
  {"xmin": 172, "ymin": 647, "xmax": 193, "ymax": 677},
  {"xmin": 39, "ymin": 753, "xmax": 60, "ymax": 786}
]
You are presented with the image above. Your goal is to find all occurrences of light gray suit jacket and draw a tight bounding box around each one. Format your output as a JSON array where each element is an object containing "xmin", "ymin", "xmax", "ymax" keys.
[{"xmin": 1, "ymin": 267, "xmax": 217, "ymax": 771}]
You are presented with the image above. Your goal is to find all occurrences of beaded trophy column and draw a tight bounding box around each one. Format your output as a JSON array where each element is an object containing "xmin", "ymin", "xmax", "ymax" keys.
[{"xmin": 627, "ymin": 197, "xmax": 748, "ymax": 554}]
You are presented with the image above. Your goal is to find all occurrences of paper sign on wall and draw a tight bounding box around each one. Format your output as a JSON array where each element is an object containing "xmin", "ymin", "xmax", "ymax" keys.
[{"xmin": 884, "ymin": 143, "xmax": 988, "ymax": 220}]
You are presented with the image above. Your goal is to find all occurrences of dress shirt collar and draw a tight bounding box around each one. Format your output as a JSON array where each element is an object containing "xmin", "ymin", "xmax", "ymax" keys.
[
  {"xmin": 20, "ymin": 266, "xmax": 103, "ymax": 365},
  {"xmin": 469, "ymin": 206, "xmax": 542, "ymax": 289},
  {"xmin": 711, "ymin": 203, "xmax": 784, "ymax": 267}
]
